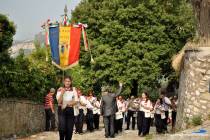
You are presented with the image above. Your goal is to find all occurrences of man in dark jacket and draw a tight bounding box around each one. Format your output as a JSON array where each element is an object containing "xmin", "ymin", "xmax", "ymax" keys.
[{"xmin": 100, "ymin": 82, "xmax": 123, "ymax": 138}]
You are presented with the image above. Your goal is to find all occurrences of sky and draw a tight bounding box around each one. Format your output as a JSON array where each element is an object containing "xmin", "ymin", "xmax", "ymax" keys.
[{"xmin": 0, "ymin": 0, "xmax": 81, "ymax": 41}]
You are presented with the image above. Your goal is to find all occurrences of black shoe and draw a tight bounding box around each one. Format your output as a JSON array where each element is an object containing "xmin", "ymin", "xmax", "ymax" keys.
[
  {"xmin": 105, "ymin": 136, "xmax": 109, "ymax": 138},
  {"xmin": 110, "ymin": 136, "xmax": 115, "ymax": 138},
  {"xmin": 125, "ymin": 128, "xmax": 129, "ymax": 130}
]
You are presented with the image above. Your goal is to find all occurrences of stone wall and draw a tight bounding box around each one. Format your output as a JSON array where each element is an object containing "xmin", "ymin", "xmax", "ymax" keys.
[
  {"xmin": 176, "ymin": 47, "xmax": 210, "ymax": 129},
  {"xmin": 0, "ymin": 99, "xmax": 46, "ymax": 138}
]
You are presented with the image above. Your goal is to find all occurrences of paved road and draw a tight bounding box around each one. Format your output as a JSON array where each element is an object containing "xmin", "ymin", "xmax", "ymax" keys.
[
  {"xmin": 17, "ymin": 121, "xmax": 210, "ymax": 140},
  {"xmin": 18, "ymin": 127, "xmax": 156, "ymax": 140}
]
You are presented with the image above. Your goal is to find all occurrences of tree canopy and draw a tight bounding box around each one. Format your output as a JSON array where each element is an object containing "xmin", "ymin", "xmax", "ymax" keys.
[{"xmin": 70, "ymin": 0, "xmax": 195, "ymax": 96}]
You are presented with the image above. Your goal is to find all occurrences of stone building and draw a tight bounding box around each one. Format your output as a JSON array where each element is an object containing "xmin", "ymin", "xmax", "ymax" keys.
[{"xmin": 175, "ymin": 46, "xmax": 210, "ymax": 129}]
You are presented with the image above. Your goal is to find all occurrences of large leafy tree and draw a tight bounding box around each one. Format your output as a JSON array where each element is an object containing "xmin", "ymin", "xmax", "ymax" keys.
[
  {"xmin": 71, "ymin": 0, "xmax": 195, "ymax": 96},
  {"xmin": 0, "ymin": 14, "xmax": 59, "ymax": 101},
  {"xmin": 0, "ymin": 14, "xmax": 16, "ymax": 65}
]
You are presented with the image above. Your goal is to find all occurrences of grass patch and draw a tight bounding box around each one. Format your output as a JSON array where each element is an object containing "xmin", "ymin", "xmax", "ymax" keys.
[{"xmin": 145, "ymin": 134, "xmax": 153, "ymax": 140}]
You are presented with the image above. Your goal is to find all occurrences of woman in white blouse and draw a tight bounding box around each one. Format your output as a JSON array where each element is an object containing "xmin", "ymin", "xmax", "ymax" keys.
[
  {"xmin": 56, "ymin": 76, "xmax": 79, "ymax": 140},
  {"xmin": 140, "ymin": 92, "xmax": 153, "ymax": 136},
  {"xmin": 154, "ymin": 98, "xmax": 165, "ymax": 134}
]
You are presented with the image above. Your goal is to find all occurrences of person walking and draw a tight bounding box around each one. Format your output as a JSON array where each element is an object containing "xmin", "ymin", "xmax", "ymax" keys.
[
  {"xmin": 160, "ymin": 90, "xmax": 171, "ymax": 133},
  {"xmin": 56, "ymin": 76, "xmax": 79, "ymax": 140},
  {"xmin": 75, "ymin": 89, "xmax": 87, "ymax": 134},
  {"xmin": 126, "ymin": 96, "xmax": 138, "ymax": 130},
  {"xmin": 93, "ymin": 97, "xmax": 100, "ymax": 130},
  {"xmin": 44, "ymin": 88, "xmax": 56, "ymax": 131},
  {"xmin": 154, "ymin": 98, "xmax": 165, "ymax": 134},
  {"xmin": 115, "ymin": 96, "xmax": 126, "ymax": 134},
  {"xmin": 100, "ymin": 82, "xmax": 123, "ymax": 138},
  {"xmin": 86, "ymin": 91, "xmax": 95, "ymax": 132},
  {"xmin": 140, "ymin": 92, "xmax": 153, "ymax": 136}
]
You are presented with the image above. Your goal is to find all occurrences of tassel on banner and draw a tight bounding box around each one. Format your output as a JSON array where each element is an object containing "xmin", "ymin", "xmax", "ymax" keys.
[
  {"xmin": 79, "ymin": 23, "xmax": 95, "ymax": 63},
  {"xmin": 80, "ymin": 23, "xmax": 89, "ymax": 51}
]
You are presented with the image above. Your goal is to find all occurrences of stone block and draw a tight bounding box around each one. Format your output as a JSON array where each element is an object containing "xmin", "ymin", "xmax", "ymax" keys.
[
  {"xmin": 194, "ymin": 61, "xmax": 201, "ymax": 66},
  {"xmin": 198, "ymin": 88, "xmax": 206, "ymax": 93},
  {"xmin": 195, "ymin": 90, "xmax": 200, "ymax": 96},
  {"xmin": 196, "ymin": 68, "xmax": 206, "ymax": 74},
  {"xmin": 206, "ymin": 70, "xmax": 210, "ymax": 75},
  {"xmin": 200, "ymin": 100, "xmax": 207, "ymax": 104},
  {"xmin": 198, "ymin": 57, "xmax": 206, "ymax": 62},
  {"xmin": 201, "ymin": 105, "xmax": 207, "ymax": 109},
  {"xmin": 187, "ymin": 109, "xmax": 191, "ymax": 113},
  {"xmin": 190, "ymin": 71, "xmax": 195, "ymax": 77}
]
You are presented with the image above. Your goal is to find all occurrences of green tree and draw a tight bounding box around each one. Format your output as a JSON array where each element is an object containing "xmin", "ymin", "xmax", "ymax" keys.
[
  {"xmin": 0, "ymin": 14, "xmax": 16, "ymax": 64},
  {"xmin": 71, "ymin": 0, "xmax": 195, "ymax": 96}
]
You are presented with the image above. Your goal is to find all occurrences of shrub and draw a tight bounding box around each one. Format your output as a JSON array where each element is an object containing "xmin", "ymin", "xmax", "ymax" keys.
[{"xmin": 192, "ymin": 115, "xmax": 202, "ymax": 126}]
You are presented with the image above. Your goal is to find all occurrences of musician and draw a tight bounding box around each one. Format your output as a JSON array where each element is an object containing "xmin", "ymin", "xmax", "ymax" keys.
[
  {"xmin": 86, "ymin": 91, "xmax": 95, "ymax": 132},
  {"xmin": 154, "ymin": 98, "xmax": 165, "ymax": 134},
  {"xmin": 93, "ymin": 97, "xmax": 100, "ymax": 130},
  {"xmin": 126, "ymin": 96, "xmax": 138, "ymax": 130},
  {"xmin": 115, "ymin": 96, "xmax": 126, "ymax": 134},
  {"xmin": 140, "ymin": 92, "xmax": 153, "ymax": 136},
  {"xmin": 160, "ymin": 90, "xmax": 171, "ymax": 132},
  {"xmin": 137, "ymin": 94, "xmax": 144, "ymax": 136},
  {"xmin": 75, "ymin": 89, "xmax": 87, "ymax": 134}
]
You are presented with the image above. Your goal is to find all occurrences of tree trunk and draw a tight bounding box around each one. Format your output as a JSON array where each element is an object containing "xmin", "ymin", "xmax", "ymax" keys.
[
  {"xmin": 192, "ymin": 0, "xmax": 210, "ymax": 40},
  {"xmin": 131, "ymin": 80, "xmax": 138, "ymax": 97}
]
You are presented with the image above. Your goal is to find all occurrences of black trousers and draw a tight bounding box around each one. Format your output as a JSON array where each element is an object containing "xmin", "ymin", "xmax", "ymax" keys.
[
  {"xmin": 155, "ymin": 114, "xmax": 164, "ymax": 133},
  {"xmin": 86, "ymin": 109, "xmax": 94, "ymax": 132},
  {"xmin": 126, "ymin": 110, "xmax": 136, "ymax": 129},
  {"xmin": 172, "ymin": 111, "xmax": 177, "ymax": 127},
  {"xmin": 58, "ymin": 107, "xmax": 75, "ymax": 140},
  {"xmin": 163, "ymin": 111, "xmax": 169, "ymax": 131},
  {"xmin": 75, "ymin": 109, "xmax": 85, "ymax": 133},
  {"xmin": 137, "ymin": 111, "xmax": 144, "ymax": 135},
  {"xmin": 147, "ymin": 117, "xmax": 151, "ymax": 134},
  {"xmin": 45, "ymin": 108, "xmax": 55, "ymax": 131},
  {"xmin": 115, "ymin": 117, "xmax": 123, "ymax": 133},
  {"xmin": 93, "ymin": 113, "xmax": 100, "ymax": 129},
  {"xmin": 142, "ymin": 116, "xmax": 150, "ymax": 135},
  {"xmin": 103, "ymin": 115, "xmax": 115, "ymax": 137}
]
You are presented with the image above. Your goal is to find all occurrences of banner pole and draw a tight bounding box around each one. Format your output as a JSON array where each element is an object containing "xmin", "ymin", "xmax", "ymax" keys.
[{"xmin": 63, "ymin": 70, "xmax": 65, "ymax": 82}]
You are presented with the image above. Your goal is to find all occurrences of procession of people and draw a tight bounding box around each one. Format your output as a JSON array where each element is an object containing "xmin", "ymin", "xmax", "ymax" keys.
[{"xmin": 44, "ymin": 75, "xmax": 178, "ymax": 140}]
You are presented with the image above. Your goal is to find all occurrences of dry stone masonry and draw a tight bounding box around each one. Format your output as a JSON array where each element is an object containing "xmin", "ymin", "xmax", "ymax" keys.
[{"xmin": 176, "ymin": 47, "xmax": 210, "ymax": 129}]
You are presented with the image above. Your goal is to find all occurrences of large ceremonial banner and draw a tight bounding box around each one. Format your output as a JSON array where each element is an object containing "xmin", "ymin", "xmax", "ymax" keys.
[
  {"xmin": 59, "ymin": 26, "xmax": 71, "ymax": 67},
  {"xmin": 49, "ymin": 26, "xmax": 60, "ymax": 65},
  {"xmin": 49, "ymin": 25, "xmax": 82, "ymax": 70}
]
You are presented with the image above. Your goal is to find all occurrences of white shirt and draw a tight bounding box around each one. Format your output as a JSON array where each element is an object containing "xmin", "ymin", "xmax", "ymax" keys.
[
  {"xmin": 163, "ymin": 97, "xmax": 171, "ymax": 111},
  {"xmin": 56, "ymin": 87, "xmax": 79, "ymax": 116},
  {"xmin": 93, "ymin": 100, "xmax": 100, "ymax": 114},
  {"xmin": 117, "ymin": 100, "xmax": 126, "ymax": 112},
  {"xmin": 86, "ymin": 99, "xmax": 94, "ymax": 110},
  {"xmin": 140, "ymin": 99, "xmax": 153, "ymax": 118},
  {"xmin": 78, "ymin": 96, "xmax": 87, "ymax": 109},
  {"xmin": 155, "ymin": 104, "xmax": 165, "ymax": 114}
]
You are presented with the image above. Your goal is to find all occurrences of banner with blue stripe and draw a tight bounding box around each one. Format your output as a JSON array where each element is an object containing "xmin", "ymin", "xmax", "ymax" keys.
[{"xmin": 49, "ymin": 26, "xmax": 60, "ymax": 65}]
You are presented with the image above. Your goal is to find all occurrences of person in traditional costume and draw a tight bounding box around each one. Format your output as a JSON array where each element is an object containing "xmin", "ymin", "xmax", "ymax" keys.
[{"xmin": 56, "ymin": 76, "xmax": 79, "ymax": 140}]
